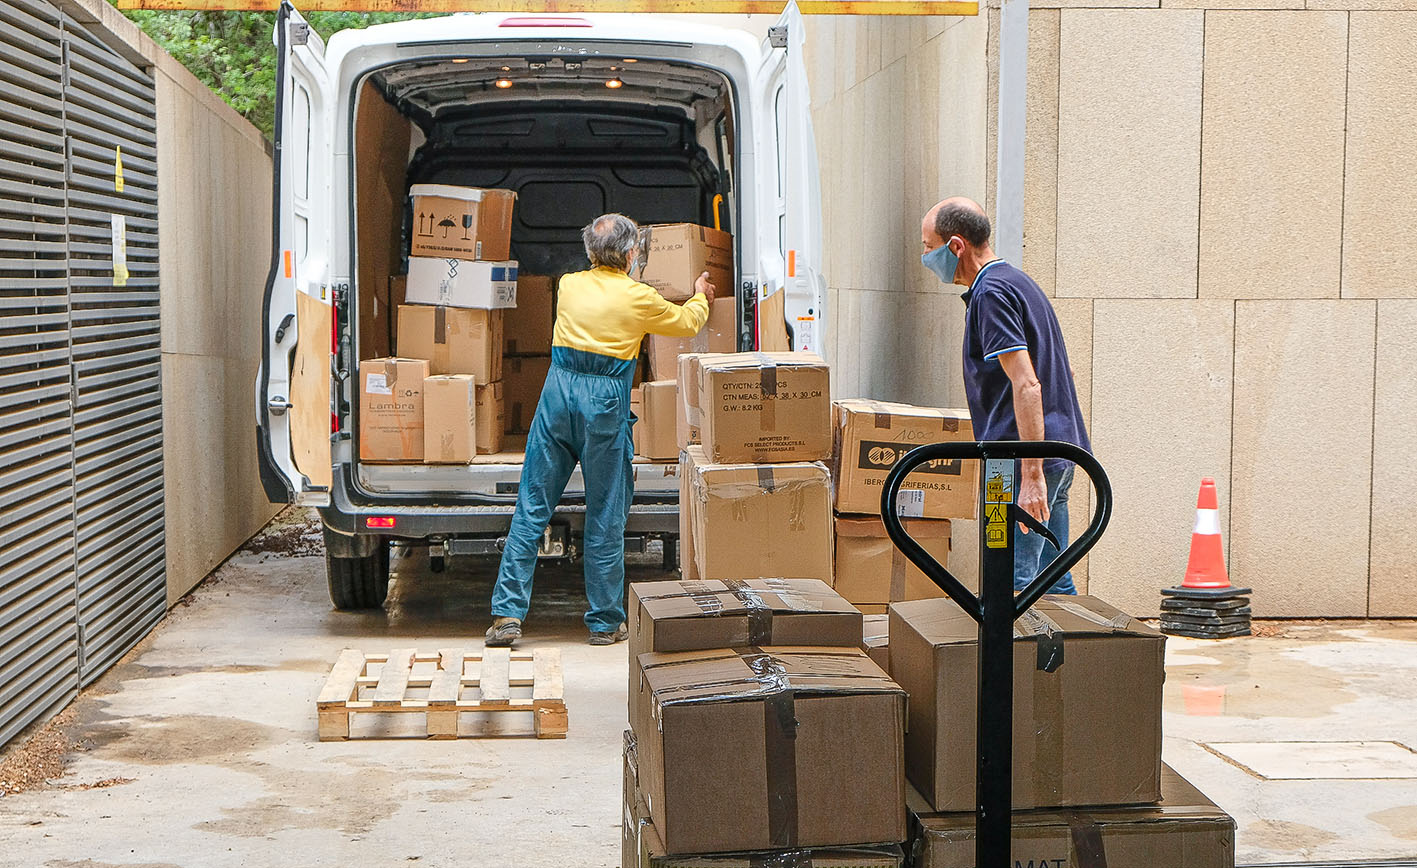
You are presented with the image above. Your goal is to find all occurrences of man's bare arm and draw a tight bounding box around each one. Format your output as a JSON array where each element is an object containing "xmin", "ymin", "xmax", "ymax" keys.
[{"xmin": 997, "ymin": 349, "xmax": 1049, "ymax": 530}]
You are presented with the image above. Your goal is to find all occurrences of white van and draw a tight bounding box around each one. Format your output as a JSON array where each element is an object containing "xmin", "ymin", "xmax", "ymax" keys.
[{"xmin": 256, "ymin": 3, "xmax": 824, "ymax": 608}]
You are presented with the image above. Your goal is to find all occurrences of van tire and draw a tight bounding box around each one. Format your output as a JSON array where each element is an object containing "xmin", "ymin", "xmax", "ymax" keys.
[{"xmin": 326, "ymin": 543, "xmax": 390, "ymax": 610}]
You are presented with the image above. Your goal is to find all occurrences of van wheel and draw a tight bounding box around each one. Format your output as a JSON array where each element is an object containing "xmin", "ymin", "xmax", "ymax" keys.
[{"xmin": 326, "ymin": 542, "xmax": 390, "ymax": 610}]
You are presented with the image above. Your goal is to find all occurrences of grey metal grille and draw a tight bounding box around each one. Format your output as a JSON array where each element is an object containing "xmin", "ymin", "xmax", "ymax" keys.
[{"xmin": 0, "ymin": 0, "xmax": 163, "ymax": 743}]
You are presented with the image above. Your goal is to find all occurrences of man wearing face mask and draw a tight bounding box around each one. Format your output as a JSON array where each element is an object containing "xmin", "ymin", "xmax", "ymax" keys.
[
  {"xmin": 485, "ymin": 213, "xmax": 714, "ymax": 646},
  {"xmin": 920, "ymin": 197, "xmax": 1089, "ymax": 595}
]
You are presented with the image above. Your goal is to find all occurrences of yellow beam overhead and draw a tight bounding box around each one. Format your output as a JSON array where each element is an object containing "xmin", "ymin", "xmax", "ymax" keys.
[{"xmin": 114, "ymin": 0, "xmax": 977, "ymax": 14}]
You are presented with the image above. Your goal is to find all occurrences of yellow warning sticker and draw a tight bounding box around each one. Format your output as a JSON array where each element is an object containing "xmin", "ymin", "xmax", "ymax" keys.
[
  {"xmin": 114, "ymin": 146, "xmax": 125, "ymax": 193},
  {"xmin": 985, "ymin": 471, "xmax": 1013, "ymax": 504}
]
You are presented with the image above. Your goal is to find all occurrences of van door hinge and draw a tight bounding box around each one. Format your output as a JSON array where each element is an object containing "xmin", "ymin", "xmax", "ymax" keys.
[
  {"xmin": 289, "ymin": 22, "xmax": 310, "ymax": 46},
  {"xmin": 768, "ymin": 26, "xmax": 789, "ymax": 49}
]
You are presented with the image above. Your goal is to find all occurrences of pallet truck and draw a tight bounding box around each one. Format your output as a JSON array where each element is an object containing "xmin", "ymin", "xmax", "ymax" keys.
[{"xmin": 881, "ymin": 441, "xmax": 1112, "ymax": 868}]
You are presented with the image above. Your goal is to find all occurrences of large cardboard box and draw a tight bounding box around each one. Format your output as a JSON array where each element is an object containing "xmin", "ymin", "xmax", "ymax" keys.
[
  {"xmin": 697, "ymin": 352, "xmax": 831, "ymax": 464},
  {"xmin": 476, "ymin": 381, "xmax": 505, "ymax": 455},
  {"xmin": 634, "ymin": 646, "xmax": 907, "ymax": 855},
  {"xmin": 890, "ymin": 595, "xmax": 1165, "ymax": 813},
  {"xmin": 636, "ymin": 223, "xmax": 733, "ymax": 303},
  {"xmin": 834, "ymin": 516, "xmax": 958, "ymax": 613},
  {"xmin": 637, "ymin": 822, "xmax": 904, "ymax": 868},
  {"xmin": 627, "ymin": 578, "xmax": 862, "ymax": 736},
  {"xmin": 687, "ymin": 451, "xmax": 833, "ymax": 581},
  {"xmin": 359, "ymin": 357, "xmax": 428, "ymax": 463},
  {"xmin": 910, "ymin": 766, "xmax": 1236, "ymax": 868},
  {"xmin": 406, "ymin": 257, "xmax": 518, "ymax": 309},
  {"xmin": 632, "ymin": 380, "xmax": 678, "ymax": 461},
  {"xmin": 675, "ymin": 353, "xmax": 703, "ymax": 449},
  {"xmin": 646, "ymin": 296, "xmax": 737, "ymax": 380},
  {"xmin": 423, "ymin": 374, "xmax": 476, "ymax": 464},
  {"xmin": 677, "ymin": 448, "xmax": 699, "ymax": 580},
  {"xmin": 863, "ymin": 613, "xmax": 889, "ymax": 672},
  {"xmin": 832, "ymin": 400, "xmax": 979, "ymax": 520},
  {"xmin": 397, "ymin": 304, "xmax": 503, "ymax": 381},
  {"xmin": 408, "ymin": 184, "xmax": 516, "ymax": 260},
  {"xmin": 503, "ymin": 355, "xmax": 551, "ymax": 434},
  {"xmin": 505, "ymin": 273, "xmax": 554, "ymax": 355}
]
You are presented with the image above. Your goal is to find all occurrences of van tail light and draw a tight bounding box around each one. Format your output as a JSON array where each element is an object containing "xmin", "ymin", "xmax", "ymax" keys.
[
  {"xmin": 499, "ymin": 16, "xmax": 591, "ymax": 27},
  {"xmin": 366, "ymin": 516, "xmax": 396, "ymax": 529}
]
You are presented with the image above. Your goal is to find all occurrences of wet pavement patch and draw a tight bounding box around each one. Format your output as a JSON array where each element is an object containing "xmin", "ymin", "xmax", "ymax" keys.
[{"xmin": 1206, "ymin": 740, "xmax": 1417, "ymax": 780}]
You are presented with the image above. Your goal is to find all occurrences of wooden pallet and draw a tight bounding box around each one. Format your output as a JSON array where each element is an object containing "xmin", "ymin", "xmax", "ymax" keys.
[{"xmin": 316, "ymin": 647, "xmax": 567, "ymax": 741}]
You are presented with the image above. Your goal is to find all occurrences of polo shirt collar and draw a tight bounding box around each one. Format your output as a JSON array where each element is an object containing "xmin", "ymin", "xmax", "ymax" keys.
[{"xmin": 959, "ymin": 258, "xmax": 1007, "ymax": 305}]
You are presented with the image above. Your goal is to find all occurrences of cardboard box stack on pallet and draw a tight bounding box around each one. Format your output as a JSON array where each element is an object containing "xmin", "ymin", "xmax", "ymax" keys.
[{"xmin": 360, "ymin": 184, "xmax": 518, "ymax": 464}]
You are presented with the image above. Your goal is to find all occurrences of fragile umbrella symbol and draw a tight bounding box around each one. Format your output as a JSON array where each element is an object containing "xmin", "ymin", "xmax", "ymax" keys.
[{"xmin": 438, "ymin": 217, "xmax": 457, "ymax": 237}]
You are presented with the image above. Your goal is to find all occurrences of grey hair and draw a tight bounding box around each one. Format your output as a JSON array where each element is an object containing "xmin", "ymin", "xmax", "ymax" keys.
[
  {"xmin": 582, "ymin": 213, "xmax": 640, "ymax": 271},
  {"xmin": 934, "ymin": 202, "xmax": 992, "ymax": 247}
]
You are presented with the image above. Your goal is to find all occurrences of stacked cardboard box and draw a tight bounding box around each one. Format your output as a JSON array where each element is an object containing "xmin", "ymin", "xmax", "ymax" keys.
[
  {"xmin": 679, "ymin": 352, "xmax": 833, "ymax": 582},
  {"xmin": 630, "ymin": 380, "xmax": 677, "ymax": 462},
  {"xmin": 632, "ymin": 222, "xmax": 737, "ymax": 388},
  {"xmin": 828, "ymin": 400, "xmax": 980, "ymax": 614},
  {"xmin": 501, "ymin": 272, "xmax": 554, "ymax": 442},
  {"xmin": 623, "ymin": 578, "xmax": 909, "ymax": 867}
]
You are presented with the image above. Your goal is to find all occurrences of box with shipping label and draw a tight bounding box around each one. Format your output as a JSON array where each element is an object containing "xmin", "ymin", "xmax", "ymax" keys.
[
  {"xmin": 910, "ymin": 765, "xmax": 1235, "ymax": 868},
  {"xmin": 832, "ymin": 400, "xmax": 978, "ymax": 520},
  {"xmin": 635, "ymin": 223, "xmax": 733, "ymax": 303},
  {"xmin": 646, "ymin": 296, "xmax": 737, "ymax": 381},
  {"xmin": 687, "ymin": 450, "xmax": 833, "ymax": 581},
  {"xmin": 834, "ymin": 516, "xmax": 960, "ymax": 611},
  {"xmin": 627, "ymin": 578, "xmax": 862, "ymax": 736},
  {"xmin": 634, "ymin": 646, "xmax": 907, "ymax": 855},
  {"xmin": 408, "ymin": 184, "xmax": 516, "ymax": 260},
  {"xmin": 697, "ymin": 351, "xmax": 831, "ymax": 464},
  {"xmin": 675, "ymin": 353, "xmax": 703, "ymax": 449},
  {"xmin": 406, "ymin": 257, "xmax": 518, "ymax": 309},
  {"xmin": 890, "ymin": 595, "xmax": 1165, "ymax": 813},
  {"xmin": 476, "ymin": 381, "xmax": 505, "ymax": 455},
  {"xmin": 423, "ymin": 374, "xmax": 477, "ymax": 464},
  {"xmin": 397, "ymin": 304, "xmax": 503, "ymax": 382},
  {"xmin": 633, "ymin": 380, "xmax": 678, "ymax": 462},
  {"xmin": 504, "ymin": 355, "xmax": 551, "ymax": 434},
  {"xmin": 862, "ymin": 613, "xmax": 889, "ymax": 672},
  {"xmin": 505, "ymin": 273, "xmax": 555, "ymax": 355},
  {"xmin": 359, "ymin": 357, "xmax": 429, "ymax": 463}
]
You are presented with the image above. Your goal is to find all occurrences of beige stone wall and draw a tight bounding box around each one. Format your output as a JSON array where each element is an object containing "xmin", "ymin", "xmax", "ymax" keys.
[
  {"xmin": 60, "ymin": 0, "xmax": 280, "ymax": 605},
  {"xmin": 806, "ymin": 6, "xmax": 1417, "ymax": 616}
]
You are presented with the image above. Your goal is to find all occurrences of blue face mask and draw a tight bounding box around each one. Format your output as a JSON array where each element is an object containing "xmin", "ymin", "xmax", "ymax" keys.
[{"xmin": 922, "ymin": 244, "xmax": 959, "ymax": 284}]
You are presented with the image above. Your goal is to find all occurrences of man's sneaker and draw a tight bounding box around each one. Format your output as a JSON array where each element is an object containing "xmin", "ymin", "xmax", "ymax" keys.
[
  {"xmin": 485, "ymin": 617, "xmax": 522, "ymax": 647},
  {"xmin": 588, "ymin": 622, "xmax": 628, "ymax": 646}
]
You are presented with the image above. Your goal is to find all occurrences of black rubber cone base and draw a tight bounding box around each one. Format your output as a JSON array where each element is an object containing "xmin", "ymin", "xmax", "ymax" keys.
[
  {"xmin": 1162, "ymin": 603, "xmax": 1253, "ymax": 620},
  {"xmin": 1161, "ymin": 620, "xmax": 1252, "ymax": 638},
  {"xmin": 1162, "ymin": 596, "xmax": 1250, "ymax": 612},
  {"xmin": 1161, "ymin": 585, "xmax": 1252, "ymax": 599}
]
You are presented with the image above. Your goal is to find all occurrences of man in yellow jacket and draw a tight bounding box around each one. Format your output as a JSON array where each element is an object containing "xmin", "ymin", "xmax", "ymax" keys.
[{"xmin": 487, "ymin": 213, "xmax": 714, "ymax": 646}]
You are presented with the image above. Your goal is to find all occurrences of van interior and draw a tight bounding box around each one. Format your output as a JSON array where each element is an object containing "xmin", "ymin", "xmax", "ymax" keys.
[{"xmin": 349, "ymin": 56, "xmax": 739, "ymax": 484}]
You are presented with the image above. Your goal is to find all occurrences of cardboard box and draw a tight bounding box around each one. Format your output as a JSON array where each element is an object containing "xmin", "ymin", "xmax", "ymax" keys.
[
  {"xmin": 687, "ymin": 450, "xmax": 834, "ymax": 581},
  {"xmin": 627, "ymin": 578, "xmax": 863, "ymax": 735},
  {"xmin": 624, "ymin": 729, "xmax": 646, "ymax": 868},
  {"xmin": 359, "ymin": 358, "xmax": 428, "ymax": 463},
  {"xmin": 633, "ymin": 380, "xmax": 678, "ymax": 461},
  {"xmin": 406, "ymin": 257, "xmax": 518, "ymax": 309},
  {"xmin": 832, "ymin": 400, "xmax": 978, "ymax": 520},
  {"xmin": 505, "ymin": 273, "xmax": 554, "ymax": 355},
  {"xmin": 476, "ymin": 381, "xmax": 505, "ymax": 455},
  {"xmin": 504, "ymin": 355, "xmax": 551, "ymax": 434},
  {"xmin": 646, "ymin": 296, "xmax": 737, "ymax": 381},
  {"xmin": 634, "ymin": 646, "xmax": 907, "ymax": 855},
  {"xmin": 637, "ymin": 822, "xmax": 904, "ymax": 868},
  {"xmin": 910, "ymin": 766, "xmax": 1235, "ymax": 868},
  {"xmin": 890, "ymin": 595, "xmax": 1165, "ymax": 813},
  {"xmin": 408, "ymin": 184, "xmax": 515, "ymax": 260},
  {"xmin": 697, "ymin": 352, "xmax": 831, "ymax": 464},
  {"xmin": 423, "ymin": 374, "xmax": 477, "ymax": 464},
  {"xmin": 675, "ymin": 353, "xmax": 703, "ymax": 449},
  {"xmin": 397, "ymin": 304, "xmax": 502, "ymax": 381},
  {"xmin": 635, "ymin": 223, "xmax": 733, "ymax": 303},
  {"xmin": 834, "ymin": 516, "xmax": 958, "ymax": 609},
  {"xmin": 677, "ymin": 448, "xmax": 699, "ymax": 581},
  {"xmin": 863, "ymin": 613, "xmax": 889, "ymax": 672},
  {"xmin": 359, "ymin": 275, "xmax": 392, "ymax": 360},
  {"xmin": 389, "ymin": 275, "xmax": 407, "ymax": 350}
]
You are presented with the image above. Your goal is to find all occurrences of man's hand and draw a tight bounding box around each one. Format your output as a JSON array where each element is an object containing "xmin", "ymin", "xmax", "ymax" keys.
[
  {"xmin": 1017, "ymin": 459, "xmax": 1050, "ymax": 533},
  {"xmin": 694, "ymin": 271, "xmax": 716, "ymax": 304}
]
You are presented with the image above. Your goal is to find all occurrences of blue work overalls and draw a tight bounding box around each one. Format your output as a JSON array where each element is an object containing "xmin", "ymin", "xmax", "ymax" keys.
[{"xmin": 491, "ymin": 346, "xmax": 637, "ymax": 632}]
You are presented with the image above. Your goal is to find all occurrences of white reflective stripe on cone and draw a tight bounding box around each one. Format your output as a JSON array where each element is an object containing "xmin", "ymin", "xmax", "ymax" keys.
[{"xmin": 1193, "ymin": 508, "xmax": 1222, "ymax": 535}]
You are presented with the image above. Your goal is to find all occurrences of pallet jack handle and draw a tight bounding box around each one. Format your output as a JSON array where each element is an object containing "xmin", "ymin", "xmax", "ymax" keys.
[{"xmin": 880, "ymin": 440, "xmax": 1112, "ymax": 868}]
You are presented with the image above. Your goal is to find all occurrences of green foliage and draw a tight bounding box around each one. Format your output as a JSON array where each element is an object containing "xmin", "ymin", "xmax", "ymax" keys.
[{"xmin": 116, "ymin": 6, "xmax": 432, "ymax": 138}]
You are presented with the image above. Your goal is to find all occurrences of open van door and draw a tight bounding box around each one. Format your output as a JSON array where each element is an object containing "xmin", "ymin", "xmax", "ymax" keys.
[
  {"xmin": 753, "ymin": 1, "xmax": 826, "ymax": 355},
  {"xmin": 257, "ymin": 1, "xmax": 335, "ymax": 506}
]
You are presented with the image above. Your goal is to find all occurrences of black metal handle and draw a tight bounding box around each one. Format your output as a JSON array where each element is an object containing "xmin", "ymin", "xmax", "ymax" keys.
[{"xmin": 878, "ymin": 440, "xmax": 1113, "ymax": 621}]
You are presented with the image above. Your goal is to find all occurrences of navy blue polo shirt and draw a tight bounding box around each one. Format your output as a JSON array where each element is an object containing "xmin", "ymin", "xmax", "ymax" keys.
[{"xmin": 961, "ymin": 260, "xmax": 1090, "ymax": 472}]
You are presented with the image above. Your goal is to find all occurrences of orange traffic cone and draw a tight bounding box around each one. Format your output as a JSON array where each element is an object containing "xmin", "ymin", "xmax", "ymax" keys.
[
  {"xmin": 1181, "ymin": 478, "xmax": 1229, "ymax": 589},
  {"xmin": 1161, "ymin": 478, "xmax": 1251, "ymax": 638}
]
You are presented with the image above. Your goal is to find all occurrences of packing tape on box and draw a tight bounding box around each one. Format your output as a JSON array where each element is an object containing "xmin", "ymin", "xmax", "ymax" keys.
[
  {"xmin": 757, "ymin": 465, "xmax": 777, "ymax": 494},
  {"xmin": 756, "ymin": 353, "xmax": 779, "ymax": 432},
  {"xmin": 861, "ymin": 399, "xmax": 962, "ymax": 433},
  {"xmin": 1068, "ymin": 814, "xmax": 1108, "ymax": 868},
  {"xmin": 646, "ymin": 580, "xmax": 834, "ymax": 645},
  {"xmin": 1049, "ymin": 599, "xmax": 1136, "ymax": 632},
  {"xmin": 435, "ymin": 305, "xmax": 447, "ymax": 344}
]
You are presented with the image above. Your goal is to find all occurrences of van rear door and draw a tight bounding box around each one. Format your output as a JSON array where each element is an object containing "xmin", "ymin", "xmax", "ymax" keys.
[
  {"xmin": 257, "ymin": 1, "xmax": 336, "ymax": 506},
  {"xmin": 754, "ymin": 2, "xmax": 825, "ymax": 355}
]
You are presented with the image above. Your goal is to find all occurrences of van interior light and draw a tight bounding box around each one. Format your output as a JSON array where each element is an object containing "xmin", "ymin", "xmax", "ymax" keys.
[
  {"xmin": 501, "ymin": 66, "xmax": 511, "ymax": 71},
  {"xmin": 605, "ymin": 78, "xmax": 623, "ymax": 89},
  {"xmin": 495, "ymin": 78, "xmax": 514, "ymax": 89},
  {"xmin": 622, "ymin": 58, "xmax": 638, "ymax": 63},
  {"xmin": 451, "ymin": 58, "xmax": 468, "ymax": 64}
]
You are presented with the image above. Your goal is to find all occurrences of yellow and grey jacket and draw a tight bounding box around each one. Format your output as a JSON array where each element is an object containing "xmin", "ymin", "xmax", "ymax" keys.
[{"xmin": 552, "ymin": 266, "xmax": 709, "ymax": 361}]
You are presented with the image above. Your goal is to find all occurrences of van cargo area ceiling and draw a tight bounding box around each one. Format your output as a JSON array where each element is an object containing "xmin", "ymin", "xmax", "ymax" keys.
[{"xmin": 374, "ymin": 56, "xmax": 725, "ymax": 117}]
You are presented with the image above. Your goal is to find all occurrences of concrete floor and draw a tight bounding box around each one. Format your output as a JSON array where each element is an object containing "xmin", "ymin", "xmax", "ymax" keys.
[{"xmin": 0, "ymin": 508, "xmax": 1414, "ymax": 867}]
